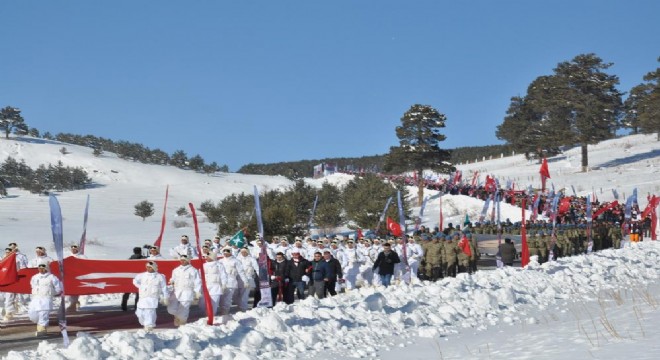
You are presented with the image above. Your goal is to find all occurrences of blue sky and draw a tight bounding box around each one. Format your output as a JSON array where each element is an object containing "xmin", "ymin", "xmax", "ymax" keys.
[{"xmin": 1, "ymin": 1, "xmax": 658, "ymax": 171}]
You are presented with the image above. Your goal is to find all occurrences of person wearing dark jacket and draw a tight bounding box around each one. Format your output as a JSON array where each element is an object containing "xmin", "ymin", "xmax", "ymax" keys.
[
  {"xmin": 285, "ymin": 249, "xmax": 312, "ymax": 304},
  {"xmin": 269, "ymin": 252, "xmax": 290, "ymax": 304},
  {"xmin": 499, "ymin": 238, "xmax": 517, "ymax": 266},
  {"xmin": 322, "ymin": 250, "xmax": 342, "ymax": 296},
  {"xmin": 372, "ymin": 243, "xmax": 400, "ymax": 287},
  {"xmin": 122, "ymin": 247, "xmax": 145, "ymax": 311},
  {"xmin": 310, "ymin": 252, "xmax": 329, "ymax": 298}
]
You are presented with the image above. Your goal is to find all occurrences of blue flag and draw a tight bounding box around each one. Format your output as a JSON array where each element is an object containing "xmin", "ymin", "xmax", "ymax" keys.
[{"xmin": 49, "ymin": 195, "xmax": 70, "ymax": 347}]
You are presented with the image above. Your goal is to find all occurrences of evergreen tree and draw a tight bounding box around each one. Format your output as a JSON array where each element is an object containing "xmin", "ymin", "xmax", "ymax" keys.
[
  {"xmin": 29, "ymin": 165, "xmax": 48, "ymax": 194},
  {"xmin": 188, "ymin": 154, "xmax": 205, "ymax": 171},
  {"xmin": 92, "ymin": 146, "xmax": 103, "ymax": 157},
  {"xmin": 384, "ymin": 104, "xmax": 454, "ymax": 205},
  {"xmin": 314, "ymin": 182, "xmax": 344, "ymax": 232},
  {"xmin": 176, "ymin": 206, "xmax": 188, "ymax": 216},
  {"xmin": 281, "ymin": 179, "xmax": 316, "ymax": 235},
  {"xmin": 552, "ymin": 54, "xmax": 623, "ymax": 171},
  {"xmin": 635, "ymin": 57, "xmax": 660, "ymax": 140},
  {"xmin": 343, "ymin": 173, "xmax": 407, "ymax": 231},
  {"xmin": 0, "ymin": 106, "xmax": 28, "ymax": 138},
  {"xmin": 497, "ymin": 54, "xmax": 622, "ymax": 170},
  {"xmin": 134, "ymin": 200, "xmax": 155, "ymax": 221},
  {"xmin": 497, "ymin": 77, "xmax": 567, "ymax": 159},
  {"xmin": 170, "ymin": 150, "xmax": 188, "ymax": 168},
  {"xmin": 0, "ymin": 181, "xmax": 6, "ymax": 197}
]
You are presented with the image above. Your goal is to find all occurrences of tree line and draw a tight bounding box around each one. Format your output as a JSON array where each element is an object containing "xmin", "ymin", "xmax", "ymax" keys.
[
  {"xmin": 0, "ymin": 156, "xmax": 91, "ymax": 195},
  {"xmin": 0, "ymin": 107, "xmax": 230, "ymax": 173},
  {"xmin": 135, "ymin": 175, "xmax": 411, "ymax": 239}
]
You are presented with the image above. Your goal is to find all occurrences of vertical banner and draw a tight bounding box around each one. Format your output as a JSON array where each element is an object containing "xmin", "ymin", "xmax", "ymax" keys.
[
  {"xmin": 586, "ymin": 195, "xmax": 593, "ymax": 253},
  {"xmin": 652, "ymin": 198, "xmax": 659, "ymax": 241},
  {"xmin": 495, "ymin": 193, "xmax": 503, "ymax": 268},
  {"xmin": 153, "ymin": 185, "xmax": 169, "ymax": 249},
  {"xmin": 624, "ymin": 188, "xmax": 638, "ymax": 235},
  {"xmin": 78, "ymin": 194, "xmax": 90, "ymax": 255},
  {"xmin": 414, "ymin": 196, "xmax": 428, "ymax": 232},
  {"xmin": 479, "ymin": 194, "xmax": 491, "ymax": 223},
  {"xmin": 48, "ymin": 195, "xmax": 69, "ymax": 347},
  {"xmin": 375, "ymin": 196, "xmax": 393, "ymax": 234},
  {"xmin": 438, "ymin": 193, "xmax": 444, "ymax": 231},
  {"xmin": 396, "ymin": 191, "xmax": 410, "ymax": 283},
  {"xmin": 549, "ymin": 195, "xmax": 560, "ymax": 261},
  {"xmin": 188, "ymin": 203, "xmax": 213, "ymax": 325},
  {"xmin": 521, "ymin": 198, "xmax": 529, "ymax": 267},
  {"xmin": 307, "ymin": 194, "xmax": 319, "ymax": 230},
  {"xmin": 254, "ymin": 186, "xmax": 272, "ymax": 308}
]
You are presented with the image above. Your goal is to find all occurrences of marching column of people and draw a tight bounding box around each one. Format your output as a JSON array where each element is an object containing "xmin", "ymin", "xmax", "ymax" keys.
[{"xmin": 4, "ymin": 216, "xmax": 641, "ymax": 336}]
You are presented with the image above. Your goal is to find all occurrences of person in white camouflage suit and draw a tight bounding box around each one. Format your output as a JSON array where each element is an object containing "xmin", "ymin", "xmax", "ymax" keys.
[{"xmin": 133, "ymin": 261, "xmax": 168, "ymax": 332}]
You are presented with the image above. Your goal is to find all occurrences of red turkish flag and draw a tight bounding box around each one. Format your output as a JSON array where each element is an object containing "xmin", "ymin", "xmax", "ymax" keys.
[
  {"xmin": 0, "ymin": 257, "xmax": 204, "ymax": 295},
  {"xmin": 558, "ymin": 198, "xmax": 571, "ymax": 215},
  {"xmin": 458, "ymin": 236, "xmax": 472, "ymax": 257},
  {"xmin": 539, "ymin": 158, "xmax": 551, "ymax": 191},
  {"xmin": 357, "ymin": 228, "xmax": 363, "ymax": 240},
  {"xmin": 387, "ymin": 217, "xmax": 402, "ymax": 237},
  {"xmin": 521, "ymin": 198, "xmax": 530, "ymax": 268},
  {"xmin": 0, "ymin": 252, "xmax": 18, "ymax": 286}
]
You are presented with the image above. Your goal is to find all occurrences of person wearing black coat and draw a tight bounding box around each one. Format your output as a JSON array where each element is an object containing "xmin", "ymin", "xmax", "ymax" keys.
[
  {"xmin": 285, "ymin": 250, "xmax": 312, "ymax": 304},
  {"xmin": 499, "ymin": 238, "xmax": 517, "ymax": 266},
  {"xmin": 372, "ymin": 243, "xmax": 400, "ymax": 287},
  {"xmin": 270, "ymin": 252, "xmax": 290, "ymax": 304},
  {"xmin": 122, "ymin": 247, "xmax": 145, "ymax": 311},
  {"xmin": 322, "ymin": 250, "xmax": 342, "ymax": 296}
]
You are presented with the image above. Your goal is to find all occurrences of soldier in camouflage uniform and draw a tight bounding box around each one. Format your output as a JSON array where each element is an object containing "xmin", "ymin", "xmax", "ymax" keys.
[
  {"xmin": 528, "ymin": 233, "xmax": 540, "ymax": 262},
  {"xmin": 423, "ymin": 235, "xmax": 444, "ymax": 281},
  {"xmin": 538, "ymin": 232, "xmax": 549, "ymax": 264},
  {"xmin": 609, "ymin": 222, "xmax": 623, "ymax": 249},
  {"xmin": 442, "ymin": 235, "xmax": 458, "ymax": 278}
]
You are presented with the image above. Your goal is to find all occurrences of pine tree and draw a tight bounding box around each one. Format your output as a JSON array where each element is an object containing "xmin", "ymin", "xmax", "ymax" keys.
[
  {"xmin": 188, "ymin": 154, "xmax": 205, "ymax": 171},
  {"xmin": 552, "ymin": 54, "xmax": 623, "ymax": 171},
  {"xmin": 497, "ymin": 54, "xmax": 622, "ymax": 170},
  {"xmin": 0, "ymin": 106, "xmax": 28, "ymax": 138},
  {"xmin": 134, "ymin": 200, "xmax": 155, "ymax": 221},
  {"xmin": 384, "ymin": 104, "xmax": 454, "ymax": 205},
  {"xmin": 636, "ymin": 57, "xmax": 660, "ymax": 140},
  {"xmin": 313, "ymin": 182, "xmax": 344, "ymax": 232},
  {"xmin": 170, "ymin": 150, "xmax": 188, "ymax": 168},
  {"xmin": 343, "ymin": 173, "xmax": 407, "ymax": 231}
]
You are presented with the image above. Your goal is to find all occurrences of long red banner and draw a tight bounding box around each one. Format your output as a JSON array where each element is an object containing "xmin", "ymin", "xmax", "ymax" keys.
[{"xmin": 0, "ymin": 257, "xmax": 203, "ymax": 295}]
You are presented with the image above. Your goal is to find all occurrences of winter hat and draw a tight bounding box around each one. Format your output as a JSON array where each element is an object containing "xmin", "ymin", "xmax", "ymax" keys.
[{"xmin": 146, "ymin": 261, "xmax": 158, "ymax": 271}]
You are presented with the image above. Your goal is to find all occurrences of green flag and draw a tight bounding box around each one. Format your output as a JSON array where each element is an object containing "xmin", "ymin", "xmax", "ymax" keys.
[
  {"xmin": 464, "ymin": 214, "xmax": 470, "ymax": 226},
  {"xmin": 229, "ymin": 230, "xmax": 245, "ymax": 248}
]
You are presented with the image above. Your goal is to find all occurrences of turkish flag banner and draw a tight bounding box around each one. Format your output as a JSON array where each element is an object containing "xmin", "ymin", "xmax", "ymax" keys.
[
  {"xmin": 0, "ymin": 252, "xmax": 19, "ymax": 286},
  {"xmin": 458, "ymin": 236, "xmax": 472, "ymax": 257},
  {"xmin": 0, "ymin": 257, "xmax": 203, "ymax": 295},
  {"xmin": 386, "ymin": 217, "xmax": 402, "ymax": 237}
]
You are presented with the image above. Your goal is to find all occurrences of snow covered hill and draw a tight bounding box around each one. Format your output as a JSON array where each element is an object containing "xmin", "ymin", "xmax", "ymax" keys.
[{"xmin": 1, "ymin": 132, "xmax": 660, "ymax": 359}]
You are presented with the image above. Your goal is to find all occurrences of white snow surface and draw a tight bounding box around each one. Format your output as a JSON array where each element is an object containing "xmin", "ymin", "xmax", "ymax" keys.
[{"xmin": 1, "ymin": 133, "xmax": 660, "ymax": 359}]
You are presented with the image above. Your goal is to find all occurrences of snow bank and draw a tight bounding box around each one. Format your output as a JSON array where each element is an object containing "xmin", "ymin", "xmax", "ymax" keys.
[{"xmin": 5, "ymin": 242, "xmax": 659, "ymax": 360}]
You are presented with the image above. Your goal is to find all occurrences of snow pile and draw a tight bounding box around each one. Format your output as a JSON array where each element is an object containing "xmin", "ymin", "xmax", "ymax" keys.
[{"xmin": 5, "ymin": 242, "xmax": 659, "ymax": 360}]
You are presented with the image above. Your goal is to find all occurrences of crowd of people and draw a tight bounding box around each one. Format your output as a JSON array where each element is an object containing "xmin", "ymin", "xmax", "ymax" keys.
[{"xmin": 0, "ymin": 187, "xmax": 653, "ymax": 336}]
